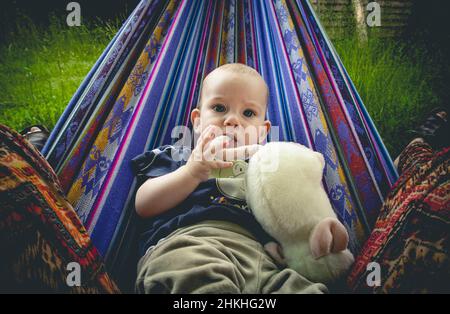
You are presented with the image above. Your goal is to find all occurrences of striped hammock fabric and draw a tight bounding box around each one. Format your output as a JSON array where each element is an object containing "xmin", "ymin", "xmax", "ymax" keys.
[{"xmin": 42, "ymin": 0, "xmax": 398, "ymax": 279}]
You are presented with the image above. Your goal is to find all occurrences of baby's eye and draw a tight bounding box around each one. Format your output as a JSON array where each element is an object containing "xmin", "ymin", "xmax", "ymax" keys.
[
  {"xmin": 212, "ymin": 104, "xmax": 226, "ymax": 113},
  {"xmin": 243, "ymin": 109, "xmax": 256, "ymax": 117}
]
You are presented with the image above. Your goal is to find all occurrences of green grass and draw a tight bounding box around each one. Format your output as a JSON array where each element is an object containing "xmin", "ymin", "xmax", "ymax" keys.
[
  {"xmin": 0, "ymin": 13, "xmax": 446, "ymax": 158},
  {"xmin": 314, "ymin": 5, "xmax": 446, "ymax": 157},
  {"xmin": 0, "ymin": 16, "xmax": 120, "ymax": 131},
  {"xmin": 332, "ymin": 36, "xmax": 441, "ymax": 156}
]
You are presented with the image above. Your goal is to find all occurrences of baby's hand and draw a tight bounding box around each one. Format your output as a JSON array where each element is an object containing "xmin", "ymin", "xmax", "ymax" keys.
[{"xmin": 185, "ymin": 126, "xmax": 234, "ymax": 182}]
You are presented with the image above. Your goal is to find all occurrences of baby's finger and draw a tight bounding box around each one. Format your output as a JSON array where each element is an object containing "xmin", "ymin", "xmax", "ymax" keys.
[
  {"xmin": 209, "ymin": 160, "xmax": 233, "ymax": 169},
  {"xmin": 196, "ymin": 125, "xmax": 214, "ymax": 146},
  {"xmin": 197, "ymin": 126, "xmax": 223, "ymax": 151},
  {"xmin": 195, "ymin": 127, "xmax": 217, "ymax": 155},
  {"xmin": 221, "ymin": 144, "xmax": 261, "ymax": 161},
  {"xmin": 204, "ymin": 135, "xmax": 232, "ymax": 161}
]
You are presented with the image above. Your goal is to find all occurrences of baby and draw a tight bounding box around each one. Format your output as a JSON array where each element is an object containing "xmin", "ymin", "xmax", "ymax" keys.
[{"xmin": 132, "ymin": 63, "xmax": 328, "ymax": 294}]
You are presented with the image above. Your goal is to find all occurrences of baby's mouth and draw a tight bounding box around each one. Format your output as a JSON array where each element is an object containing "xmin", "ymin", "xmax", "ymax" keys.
[{"xmin": 224, "ymin": 132, "xmax": 239, "ymax": 145}]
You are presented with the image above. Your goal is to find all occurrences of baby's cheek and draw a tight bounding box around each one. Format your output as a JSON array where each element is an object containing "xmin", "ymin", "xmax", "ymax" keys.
[
  {"xmin": 246, "ymin": 127, "xmax": 266, "ymax": 145},
  {"xmin": 245, "ymin": 133, "xmax": 258, "ymax": 145}
]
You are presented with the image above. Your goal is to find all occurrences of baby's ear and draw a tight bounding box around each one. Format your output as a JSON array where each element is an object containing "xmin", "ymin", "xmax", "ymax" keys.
[
  {"xmin": 190, "ymin": 108, "xmax": 201, "ymax": 133},
  {"xmin": 258, "ymin": 120, "xmax": 271, "ymax": 144}
]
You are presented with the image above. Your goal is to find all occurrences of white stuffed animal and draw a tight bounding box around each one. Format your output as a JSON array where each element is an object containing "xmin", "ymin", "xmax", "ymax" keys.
[{"xmin": 245, "ymin": 142, "xmax": 354, "ymax": 284}]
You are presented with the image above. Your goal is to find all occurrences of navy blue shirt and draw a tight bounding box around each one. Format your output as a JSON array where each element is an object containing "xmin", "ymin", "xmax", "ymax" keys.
[{"xmin": 131, "ymin": 145, "xmax": 275, "ymax": 257}]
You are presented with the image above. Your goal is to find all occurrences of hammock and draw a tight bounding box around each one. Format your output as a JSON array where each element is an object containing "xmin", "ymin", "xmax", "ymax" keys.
[{"xmin": 42, "ymin": 0, "xmax": 398, "ymax": 290}]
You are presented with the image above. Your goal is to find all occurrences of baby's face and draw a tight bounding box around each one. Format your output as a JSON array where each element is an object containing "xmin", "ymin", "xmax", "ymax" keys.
[{"xmin": 191, "ymin": 70, "xmax": 271, "ymax": 146}]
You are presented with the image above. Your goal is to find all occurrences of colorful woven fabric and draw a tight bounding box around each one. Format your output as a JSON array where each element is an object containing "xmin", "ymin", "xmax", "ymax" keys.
[
  {"xmin": 40, "ymin": 0, "xmax": 399, "ymax": 279},
  {"xmin": 347, "ymin": 141, "xmax": 450, "ymax": 293},
  {"xmin": 0, "ymin": 124, "xmax": 120, "ymax": 293}
]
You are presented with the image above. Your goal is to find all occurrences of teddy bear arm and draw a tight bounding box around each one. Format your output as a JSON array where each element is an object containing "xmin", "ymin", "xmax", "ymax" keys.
[
  {"xmin": 263, "ymin": 241, "xmax": 287, "ymax": 267},
  {"xmin": 309, "ymin": 217, "xmax": 349, "ymax": 259}
]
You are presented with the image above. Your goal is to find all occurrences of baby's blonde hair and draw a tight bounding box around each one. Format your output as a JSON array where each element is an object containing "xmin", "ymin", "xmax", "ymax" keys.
[{"xmin": 197, "ymin": 63, "xmax": 269, "ymax": 109}]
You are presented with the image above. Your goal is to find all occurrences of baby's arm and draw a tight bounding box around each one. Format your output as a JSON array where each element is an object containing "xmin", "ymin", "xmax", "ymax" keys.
[
  {"xmin": 135, "ymin": 165, "xmax": 202, "ymax": 218},
  {"xmin": 135, "ymin": 125, "xmax": 233, "ymax": 218}
]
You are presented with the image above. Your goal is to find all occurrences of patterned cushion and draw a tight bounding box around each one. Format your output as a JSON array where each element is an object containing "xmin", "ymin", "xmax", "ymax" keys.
[
  {"xmin": 0, "ymin": 124, "xmax": 120, "ymax": 293},
  {"xmin": 347, "ymin": 142, "xmax": 449, "ymax": 293}
]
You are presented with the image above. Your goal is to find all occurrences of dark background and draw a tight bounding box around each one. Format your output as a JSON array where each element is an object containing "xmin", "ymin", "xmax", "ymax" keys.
[
  {"xmin": 405, "ymin": 0, "xmax": 450, "ymax": 55},
  {"xmin": 0, "ymin": 0, "xmax": 140, "ymax": 42},
  {"xmin": 1, "ymin": 0, "xmax": 448, "ymax": 48},
  {"xmin": 405, "ymin": 0, "xmax": 450, "ymax": 107}
]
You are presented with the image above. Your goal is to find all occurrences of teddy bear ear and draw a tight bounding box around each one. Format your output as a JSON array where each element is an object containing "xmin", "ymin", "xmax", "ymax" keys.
[{"xmin": 315, "ymin": 152, "xmax": 325, "ymax": 169}]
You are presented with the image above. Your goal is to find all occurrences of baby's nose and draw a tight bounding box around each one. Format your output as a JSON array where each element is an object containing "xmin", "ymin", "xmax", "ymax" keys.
[{"xmin": 224, "ymin": 114, "xmax": 240, "ymax": 127}]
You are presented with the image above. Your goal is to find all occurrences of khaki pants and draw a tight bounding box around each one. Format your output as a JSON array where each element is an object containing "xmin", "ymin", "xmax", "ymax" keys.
[{"xmin": 136, "ymin": 220, "xmax": 328, "ymax": 294}]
